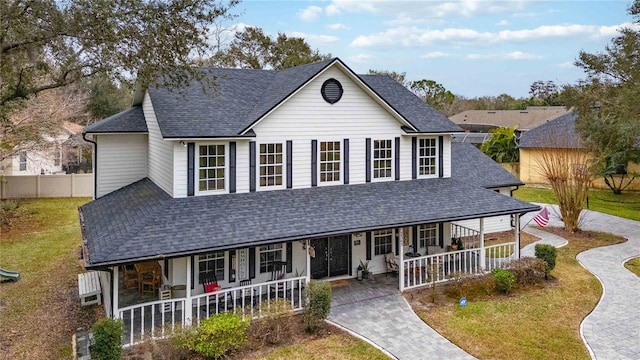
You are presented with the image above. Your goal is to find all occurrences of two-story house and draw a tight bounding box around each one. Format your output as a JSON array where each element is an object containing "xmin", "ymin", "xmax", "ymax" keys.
[{"xmin": 78, "ymin": 58, "xmax": 538, "ymax": 346}]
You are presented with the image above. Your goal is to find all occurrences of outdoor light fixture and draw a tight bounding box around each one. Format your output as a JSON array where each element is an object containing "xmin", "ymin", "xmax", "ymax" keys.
[{"xmin": 357, "ymin": 265, "xmax": 363, "ymax": 281}]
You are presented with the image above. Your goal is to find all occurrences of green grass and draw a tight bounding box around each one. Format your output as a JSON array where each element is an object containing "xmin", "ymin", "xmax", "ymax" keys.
[
  {"xmin": 514, "ymin": 186, "xmax": 640, "ymax": 221},
  {"xmin": 624, "ymin": 258, "xmax": 640, "ymax": 277},
  {"xmin": 415, "ymin": 228, "xmax": 626, "ymax": 360},
  {"xmin": 257, "ymin": 334, "xmax": 389, "ymax": 360}
]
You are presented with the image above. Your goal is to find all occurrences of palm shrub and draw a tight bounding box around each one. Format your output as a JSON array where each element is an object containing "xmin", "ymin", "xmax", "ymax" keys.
[
  {"xmin": 535, "ymin": 244, "xmax": 557, "ymax": 279},
  {"xmin": 480, "ymin": 126, "xmax": 519, "ymax": 163},
  {"xmin": 90, "ymin": 318, "xmax": 123, "ymax": 360},
  {"xmin": 304, "ymin": 280, "xmax": 331, "ymax": 332}
]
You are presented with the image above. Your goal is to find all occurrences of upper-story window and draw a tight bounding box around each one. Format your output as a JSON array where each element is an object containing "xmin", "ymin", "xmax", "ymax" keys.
[
  {"xmin": 418, "ymin": 138, "xmax": 437, "ymax": 177},
  {"xmin": 373, "ymin": 139, "xmax": 392, "ymax": 179},
  {"xmin": 259, "ymin": 143, "xmax": 283, "ymax": 187},
  {"xmin": 320, "ymin": 141, "xmax": 341, "ymax": 183},
  {"xmin": 199, "ymin": 145, "xmax": 225, "ymax": 192}
]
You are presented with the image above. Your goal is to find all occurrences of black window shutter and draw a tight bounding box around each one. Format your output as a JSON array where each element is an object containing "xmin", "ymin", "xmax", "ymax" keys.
[
  {"xmin": 190, "ymin": 255, "xmax": 195, "ymax": 289},
  {"xmin": 366, "ymin": 232, "xmax": 372, "ymax": 260},
  {"xmin": 343, "ymin": 139, "xmax": 349, "ymax": 184},
  {"xmin": 365, "ymin": 138, "xmax": 371, "ymax": 182},
  {"xmin": 394, "ymin": 137, "xmax": 400, "ymax": 181},
  {"xmin": 249, "ymin": 247, "xmax": 256, "ymax": 279},
  {"xmin": 187, "ymin": 143, "xmax": 195, "ymax": 196},
  {"xmin": 229, "ymin": 142, "xmax": 236, "ymax": 193},
  {"xmin": 249, "ymin": 142, "xmax": 256, "ymax": 192},
  {"xmin": 439, "ymin": 223, "xmax": 444, "ymax": 248},
  {"xmin": 412, "ymin": 225, "xmax": 418, "ymax": 252},
  {"xmin": 164, "ymin": 259, "xmax": 169, "ymax": 279},
  {"xmin": 311, "ymin": 140, "xmax": 317, "ymax": 187},
  {"xmin": 438, "ymin": 136, "xmax": 444, "ymax": 178},
  {"xmin": 395, "ymin": 229, "xmax": 400, "ymax": 255},
  {"xmin": 228, "ymin": 249, "xmax": 236, "ymax": 283},
  {"xmin": 286, "ymin": 140, "xmax": 292, "ymax": 189},
  {"xmin": 286, "ymin": 242, "xmax": 292, "ymax": 273},
  {"xmin": 348, "ymin": 237, "xmax": 353, "ymax": 275},
  {"xmin": 411, "ymin": 137, "xmax": 417, "ymax": 179}
]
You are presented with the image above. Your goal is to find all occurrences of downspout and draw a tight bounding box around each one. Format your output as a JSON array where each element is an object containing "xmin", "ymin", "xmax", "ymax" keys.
[
  {"xmin": 106, "ymin": 267, "xmax": 114, "ymax": 318},
  {"xmin": 510, "ymin": 185, "xmax": 520, "ymax": 197},
  {"xmin": 82, "ymin": 133, "xmax": 97, "ymax": 199}
]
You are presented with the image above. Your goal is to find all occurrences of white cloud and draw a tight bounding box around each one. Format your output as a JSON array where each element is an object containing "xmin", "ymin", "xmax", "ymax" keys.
[
  {"xmin": 327, "ymin": 23, "xmax": 349, "ymax": 31},
  {"xmin": 465, "ymin": 51, "xmax": 541, "ymax": 60},
  {"xmin": 298, "ymin": 6, "xmax": 323, "ymax": 22},
  {"xmin": 350, "ymin": 22, "xmax": 635, "ymax": 48},
  {"xmin": 348, "ymin": 54, "xmax": 373, "ymax": 63},
  {"xmin": 558, "ymin": 61, "xmax": 574, "ymax": 68},
  {"xmin": 420, "ymin": 51, "xmax": 450, "ymax": 59},
  {"xmin": 288, "ymin": 32, "xmax": 340, "ymax": 45},
  {"xmin": 496, "ymin": 19, "xmax": 510, "ymax": 26},
  {"xmin": 325, "ymin": 4, "xmax": 341, "ymax": 16}
]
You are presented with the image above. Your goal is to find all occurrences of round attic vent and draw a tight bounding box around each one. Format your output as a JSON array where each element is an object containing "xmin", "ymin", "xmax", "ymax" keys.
[{"xmin": 321, "ymin": 78, "xmax": 343, "ymax": 104}]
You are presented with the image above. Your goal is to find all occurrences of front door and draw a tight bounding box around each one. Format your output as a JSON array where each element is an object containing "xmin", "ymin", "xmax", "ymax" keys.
[{"xmin": 310, "ymin": 235, "xmax": 351, "ymax": 279}]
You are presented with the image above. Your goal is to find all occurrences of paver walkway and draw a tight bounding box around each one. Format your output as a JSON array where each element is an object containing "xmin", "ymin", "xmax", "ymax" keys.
[
  {"xmin": 523, "ymin": 205, "xmax": 640, "ymax": 359},
  {"xmin": 327, "ymin": 276, "xmax": 475, "ymax": 359}
]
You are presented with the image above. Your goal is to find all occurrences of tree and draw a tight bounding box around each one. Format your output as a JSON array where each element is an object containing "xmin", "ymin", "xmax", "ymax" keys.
[
  {"xmin": 210, "ymin": 27, "xmax": 330, "ymax": 69},
  {"xmin": 480, "ymin": 126, "xmax": 520, "ymax": 163},
  {"xmin": 368, "ymin": 69, "xmax": 410, "ymax": 87},
  {"xmin": 566, "ymin": 0, "xmax": 640, "ymax": 194},
  {"xmin": 529, "ymin": 80, "xmax": 562, "ymax": 106},
  {"xmin": 85, "ymin": 75, "xmax": 132, "ymax": 121},
  {"xmin": 1, "ymin": 0, "xmax": 239, "ymax": 125},
  {"xmin": 410, "ymin": 79, "xmax": 455, "ymax": 112}
]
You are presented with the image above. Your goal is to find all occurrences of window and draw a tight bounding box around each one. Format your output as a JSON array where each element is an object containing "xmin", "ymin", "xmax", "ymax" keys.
[
  {"xmin": 199, "ymin": 145, "xmax": 225, "ymax": 191},
  {"xmin": 418, "ymin": 224, "xmax": 438, "ymax": 248},
  {"xmin": 320, "ymin": 141, "xmax": 340, "ymax": 182},
  {"xmin": 259, "ymin": 143, "xmax": 283, "ymax": 187},
  {"xmin": 373, "ymin": 229, "xmax": 393, "ymax": 256},
  {"xmin": 199, "ymin": 251, "xmax": 225, "ymax": 281},
  {"xmin": 373, "ymin": 140, "xmax": 392, "ymax": 179},
  {"xmin": 19, "ymin": 152, "xmax": 27, "ymax": 171},
  {"xmin": 259, "ymin": 243, "xmax": 283, "ymax": 273},
  {"xmin": 418, "ymin": 138, "xmax": 437, "ymax": 177},
  {"xmin": 53, "ymin": 148, "xmax": 61, "ymax": 166}
]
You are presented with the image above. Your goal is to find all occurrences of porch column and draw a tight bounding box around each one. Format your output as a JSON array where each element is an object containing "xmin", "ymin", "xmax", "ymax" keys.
[
  {"xmin": 306, "ymin": 239, "xmax": 311, "ymax": 285},
  {"xmin": 112, "ymin": 266, "xmax": 119, "ymax": 319},
  {"xmin": 185, "ymin": 256, "xmax": 193, "ymax": 325},
  {"xmin": 479, "ymin": 218, "xmax": 485, "ymax": 271},
  {"xmin": 398, "ymin": 231, "xmax": 405, "ymax": 292},
  {"xmin": 514, "ymin": 214, "xmax": 521, "ymax": 259}
]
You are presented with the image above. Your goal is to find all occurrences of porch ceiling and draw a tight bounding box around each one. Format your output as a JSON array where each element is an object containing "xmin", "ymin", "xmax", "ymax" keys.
[{"xmin": 80, "ymin": 177, "xmax": 539, "ymax": 268}]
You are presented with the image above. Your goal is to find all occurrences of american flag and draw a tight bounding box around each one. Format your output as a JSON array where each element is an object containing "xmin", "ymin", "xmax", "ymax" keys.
[{"xmin": 533, "ymin": 207, "xmax": 550, "ymax": 227}]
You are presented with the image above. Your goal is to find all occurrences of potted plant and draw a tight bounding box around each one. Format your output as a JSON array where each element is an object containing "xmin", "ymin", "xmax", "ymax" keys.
[{"xmin": 359, "ymin": 260, "xmax": 372, "ymax": 279}]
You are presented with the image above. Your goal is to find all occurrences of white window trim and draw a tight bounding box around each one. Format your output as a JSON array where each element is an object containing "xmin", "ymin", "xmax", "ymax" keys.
[
  {"xmin": 371, "ymin": 139, "xmax": 394, "ymax": 182},
  {"xmin": 259, "ymin": 243, "xmax": 284, "ymax": 273},
  {"xmin": 195, "ymin": 142, "xmax": 228, "ymax": 195},
  {"xmin": 257, "ymin": 142, "xmax": 286, "ymax": 191},
  {"xmin": 418, "ymin": 224, "xmax": 438, "ymax": 249},
  {"xmin": 318, "ymin": 140, "xmax": 343, "ymax": 186},
  {"xmin": 373, "ymin": 229, "xmax": 394, "ymax": 256},
  {"xmin": 198, "ymin": 251, "xmax": 226, "ymax": 282},
  {"xmin": 417, "ymin": 137, "xmax": 438, "ymax": 179}
]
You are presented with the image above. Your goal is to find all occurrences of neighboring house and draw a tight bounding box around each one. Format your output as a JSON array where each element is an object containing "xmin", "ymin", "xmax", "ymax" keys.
[
  {"xmin": 0, "ymin": 121, "xmax": 84, "ymax": 176},
  {"xmin": 78, "ymin": 58, "xmax": 539, "ymax": 346},
  {"xmin": 519, "ymin": 112, "xmax": 640, "ymax": 191},
  {"xmin": 450, "ymin": 106, "xmax": 570, "ymax": 144}
]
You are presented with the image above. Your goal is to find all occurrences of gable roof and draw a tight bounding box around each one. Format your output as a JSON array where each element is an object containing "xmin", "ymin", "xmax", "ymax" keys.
[
  {"xmin": 451, "ymin": 142, "xmax": 523, "ymax": 188},
  {"xmin": 450, "ymin": 106, "xmax": 570, "ymax": 132},
  {"xmin": 80, "ymin": 177, "xmax": 538, "ymax": 267},
  {"xmin": 90, "ymin": 58, "xmax": 462, "ymax": 137},
  {"xmin": 84, "ymin": 106, "xmax": 147, "ymax": 133},
  {"xmin": 519, "ymin": 112, "xmax": 582, "ymax": 149}
]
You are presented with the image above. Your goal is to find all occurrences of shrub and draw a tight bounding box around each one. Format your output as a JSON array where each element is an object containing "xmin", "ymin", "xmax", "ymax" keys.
[
  {"xmin": 91, "ymin": 318, "xmax": 124, "ymax": 360},
  {"xmin": 304, "ymin": 280, "xmax": 331, "ymax": 332},
  {"xmin": 247, "ymin": 299, "xmax": 295, "ymax": 346},
  {"xmin": 0, "ymin": 199, "xmax": 20, "ymax": 228},
  {"xmin": 505, "ymin": 257, "xmax": 547, "ymax": 285},
  {"xmin": 492, "ymin": 268, "xmax": 516, "ymax": 294},
  {"xmin": 178, "ymin": 313, "xmax": 248, "ymax": 359},
  {"xmin": 535, "ymin": 244, "xmax": 557, "ymax": 278}
]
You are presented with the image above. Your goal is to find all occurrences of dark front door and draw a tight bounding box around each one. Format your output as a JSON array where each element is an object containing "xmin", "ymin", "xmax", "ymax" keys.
[{"xmin": 310, "ymin": 235, "xmax": 351, "ymax": 279}]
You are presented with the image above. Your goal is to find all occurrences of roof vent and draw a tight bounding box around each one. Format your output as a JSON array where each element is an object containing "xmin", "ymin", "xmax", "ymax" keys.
[{"xmin": 321, "ymin": 78, "xmax": 343, "ymax": 104}]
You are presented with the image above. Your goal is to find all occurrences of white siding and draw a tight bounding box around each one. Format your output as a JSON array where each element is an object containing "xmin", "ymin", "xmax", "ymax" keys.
[
  {"xmin": 173, "ymin": 142, "xmax": 188, "ymax": 197},
  {"xmin": 453, "ymin": 187, "xmax": 514, "ymax": 234},
  {"xmin": 144, "ymin": 92, "xmax": 174, "ymax": 196},
  {"xmin": 95, "ymin": 134, "xmax": 148, "ymax": 198}
]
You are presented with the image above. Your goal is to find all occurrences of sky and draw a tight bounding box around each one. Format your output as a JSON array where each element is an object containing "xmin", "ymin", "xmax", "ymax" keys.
[{"xmin": 223, "ymin": 0, "xmax": 635, "ymax": 98}]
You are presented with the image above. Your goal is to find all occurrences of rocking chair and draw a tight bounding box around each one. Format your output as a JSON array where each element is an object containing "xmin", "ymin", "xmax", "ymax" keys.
[
  {"xmin": 269, "ymin": 261, "xmax": 287, "ymax": 296},
  {"xmin": 385, "ymin": 252, "xmax": 399, "ymax": 276}
]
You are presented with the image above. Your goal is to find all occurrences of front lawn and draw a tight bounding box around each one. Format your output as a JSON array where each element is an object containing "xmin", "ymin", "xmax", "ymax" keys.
[
  {"xmin": 410, "ymin": 228, "xmax": 626, "ymax": 360},
  {"xmin": 624, "ymin": 258, "xmax": 640, "ymax": 277},
  {"xmin": 514, "ymin": 186, "xmax": 640, "ymax": 221}
]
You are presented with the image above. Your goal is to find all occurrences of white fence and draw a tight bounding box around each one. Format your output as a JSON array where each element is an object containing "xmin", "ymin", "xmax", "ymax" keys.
[{"xmin": 0, "ymin": 174, "xmax": 92, "ymax": 199}]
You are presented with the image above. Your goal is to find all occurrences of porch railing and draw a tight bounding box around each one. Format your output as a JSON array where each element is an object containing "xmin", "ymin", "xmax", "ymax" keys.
[
  {"xmin": 118, "ymin": 276, "xmax": 306, "ymax": 347},
  {"xmin": 402, "ymin": 242, "xmax": 517, "ymax": 290},
  {"xmin": 450, "ymin": 223, "xmax": 481, "ymax": 249}
]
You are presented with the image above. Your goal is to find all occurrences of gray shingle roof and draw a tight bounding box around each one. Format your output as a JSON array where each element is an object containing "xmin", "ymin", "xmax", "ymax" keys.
[
  {"xmin": 80, "ymin": 178, "xmax": 539, "ymax": 267},
  {"xmin": 519, "ymin": 112, "xmax": 582, "ymax": 149},
  {"xmin": 451, "ymin": 142, "xmax": 523, "ymax": 188},
  {"xmin": 449, "ymin": 106, "xmax": 570, "ymax": 131},
  {"xmin": 84, "ymin": 106, "xmax": 147, "ymax": 133},
  {"xmin": 120, "ymin": 58, "xmax": 462, "ymax": 138}
]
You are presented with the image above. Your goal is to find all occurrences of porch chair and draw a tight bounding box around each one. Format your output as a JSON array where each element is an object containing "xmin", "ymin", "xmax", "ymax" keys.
[
  {"xmin": 122, "ymin": 264, "xmax": 138, "ymax": 290},
  {"xmin": 239, "ymin": 279, "xmax": 257, "ymax": 307},
  {"xmin": 384, "ymin": 252, "xmax": 399, "ymax": 277},
  {"xmin": 140, "ymin": 268, "xmax": 161, "ymax": 295},
  {"xmin": 269, "ymin": 261, "xmax": 288, "ymax": 296},
  {"xmin": 202, "ymin": 271, "xmax": 222, "ymax": 293}
]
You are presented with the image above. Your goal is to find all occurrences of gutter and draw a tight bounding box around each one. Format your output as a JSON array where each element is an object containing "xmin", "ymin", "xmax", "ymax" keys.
[{"xmin": 82, "ymin": 133, "xmax": 97, "ymax": 199}]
